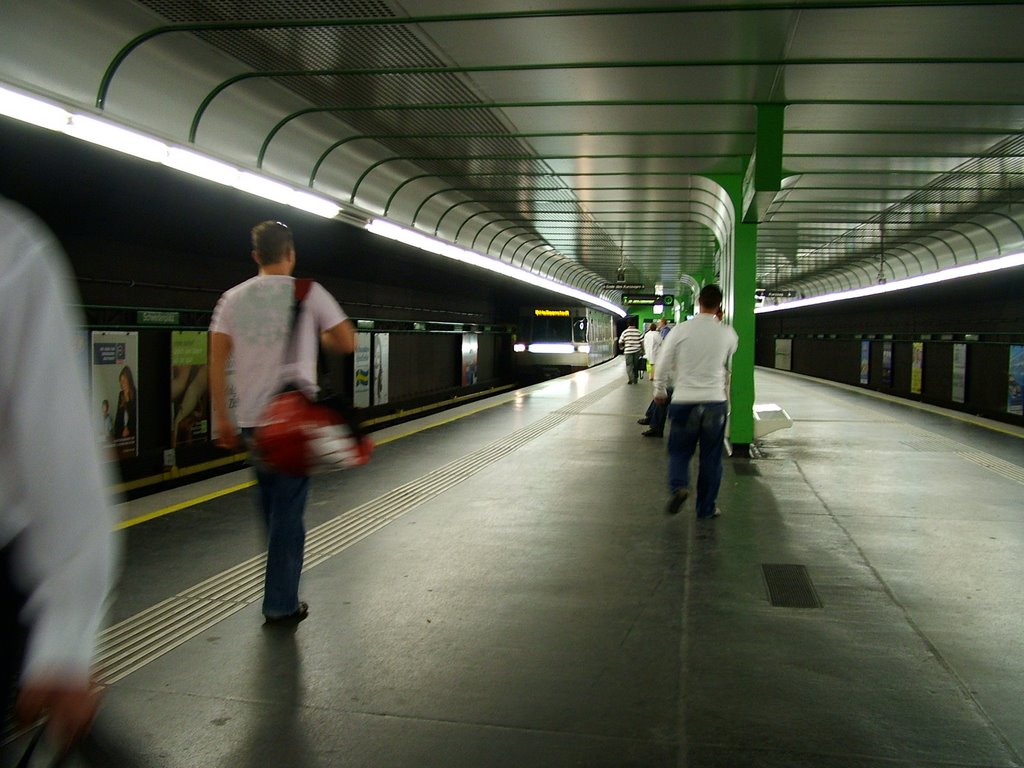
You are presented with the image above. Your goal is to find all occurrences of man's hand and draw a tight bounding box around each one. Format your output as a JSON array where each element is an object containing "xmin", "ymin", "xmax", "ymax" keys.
[
  {"xmin": 214, "ymin": 415, "xmax": 239, "ymax": 450},
  {"xmin": 17, "ymin": 681, "xmax": 101, "ymax": 749},
  {"xmin": 654, "ymin": 395, "xmax": 667, "ymax": 405}
]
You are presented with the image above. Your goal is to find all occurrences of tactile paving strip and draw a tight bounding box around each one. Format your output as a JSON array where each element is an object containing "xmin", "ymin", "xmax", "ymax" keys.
[{"xmin": 94, "ymin": 380, "xmax": 620, "ymax": 685}]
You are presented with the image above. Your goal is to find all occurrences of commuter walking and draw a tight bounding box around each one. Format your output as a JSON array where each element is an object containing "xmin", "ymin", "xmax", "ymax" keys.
[
  {"xmin": 639, "ymin": 321, "xmax": 672, "ymax": 437},
  {"xmin": 654, "ymin": 285, "xmax": 738, "ymax": 519},
  {"xmin": 643, "ymin": 322, "xmax": 662, "ymax": 379},
  {"xmin": 0, "ymin": 197, "xmax": 118, "ymax": 748},
  {"xmin": 209, "ymin": 221, "xmax": 356, "ymax": 626},
  {"xmin": 618, "ymin": 318, "xmax": 644, "ymax": 384}
]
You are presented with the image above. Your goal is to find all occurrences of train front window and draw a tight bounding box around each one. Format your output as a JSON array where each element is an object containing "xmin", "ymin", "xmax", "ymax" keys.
[
  {"xmin": 531, "ymin": 315, "xmax": 573, "ymax": 342},
  {"xmin": 573, "ymin": 318, "xmax": 588, "ymax": 343}
]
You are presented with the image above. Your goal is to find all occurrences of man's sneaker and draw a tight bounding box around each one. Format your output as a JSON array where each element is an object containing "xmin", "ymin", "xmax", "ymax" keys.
[
  {"xmin": 637, "ymin": 418, "xmax": 650, "ymax": 425},
  {"xmin": 697, "ymin": 508, "xmax": 722, "ymax": 520},
  {"xmin": 642, "ymin": 429, "xmax": 663, "ymax": 437},
  {"xmin": 264, "ymin": 602, "xmax": 309, "ymax": 627},
  {"xmin": 665, "ymin": 489, "xmax": 689, "ymax": 515}
]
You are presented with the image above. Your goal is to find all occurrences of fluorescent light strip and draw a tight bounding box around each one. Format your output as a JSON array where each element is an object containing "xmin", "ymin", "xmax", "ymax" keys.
[
  {"xmin": 528, "ymin": 343, "xmax": 577, "ymax": 354},
  {"xmin": 756, "ymin": 252, "xmax": 1024, "ymax": 314},
  {"xmin": 366, "ymin": 219, "xmax": 625, "ymax": 317},
  {"xmin": 0, "ymin": 84, "xmax": 341, "ymax": 220}
]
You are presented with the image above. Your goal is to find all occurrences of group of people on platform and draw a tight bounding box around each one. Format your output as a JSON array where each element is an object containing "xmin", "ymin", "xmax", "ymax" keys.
[
  {"xmin": 3, "ymin": 191, "xmax": 739, "ymax": 757},
  {"xmin": 618, "ymin": 286, "xmax": 738, "ymax": 520}
]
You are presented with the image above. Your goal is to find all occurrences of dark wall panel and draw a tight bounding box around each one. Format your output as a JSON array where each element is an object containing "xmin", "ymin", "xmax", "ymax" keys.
[{"xmin": 756, "ymin": 267, "xmax": 1024, "ymax": 427}]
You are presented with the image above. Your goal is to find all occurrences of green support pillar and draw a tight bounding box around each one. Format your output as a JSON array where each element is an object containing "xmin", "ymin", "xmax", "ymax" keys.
[
  {"xmin": 731, "ymin": 221, "xmax": 757, "ymax": 450},
  {"xmin": 706, "ymin": 173, "xmax": 757, "ymax": 454}
]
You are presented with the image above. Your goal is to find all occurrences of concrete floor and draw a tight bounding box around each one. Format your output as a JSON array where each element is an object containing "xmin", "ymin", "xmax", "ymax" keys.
[{"xmin": 4, "ymin": 363, "xmax": 1023, "ymax": 767}]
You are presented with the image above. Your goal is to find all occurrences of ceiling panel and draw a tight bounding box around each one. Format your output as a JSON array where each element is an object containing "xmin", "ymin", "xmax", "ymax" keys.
[{"xmin": 2, "ymin": 0, "xmax": 1023, "ymax": 303}]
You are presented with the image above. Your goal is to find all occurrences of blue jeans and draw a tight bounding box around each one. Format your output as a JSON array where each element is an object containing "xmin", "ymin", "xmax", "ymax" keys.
[
  {"xmin": 244, "ymin": 429, "xmax": 310, "ymax": 617},
  {"xmin": 667, "ymin": 402, "xmax": 728, "ymax": 518}
]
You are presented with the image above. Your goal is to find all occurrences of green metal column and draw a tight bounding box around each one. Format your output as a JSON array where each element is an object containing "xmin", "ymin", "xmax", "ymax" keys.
[
  {"xmin": 706, "ymin": 172, "xmax": 757, "ymax": 453},
  {"xmin": 731, "ymin": 220, "xmax": 757, "ymax": 450}
]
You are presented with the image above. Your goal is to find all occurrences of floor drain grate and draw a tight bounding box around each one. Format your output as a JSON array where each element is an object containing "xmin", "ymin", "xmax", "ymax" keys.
[{"xmin": 762, "ymin": 564, "xmax": 822, "ymax": 609}]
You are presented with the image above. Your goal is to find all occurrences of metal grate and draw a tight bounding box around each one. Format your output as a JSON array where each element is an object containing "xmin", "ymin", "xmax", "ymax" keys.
[{"xmin": 762, "ymin": 564, "xmax": 822, "ymax": 609}]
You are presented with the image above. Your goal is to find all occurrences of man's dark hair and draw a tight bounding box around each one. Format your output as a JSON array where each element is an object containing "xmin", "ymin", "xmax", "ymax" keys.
[
  {"xmin": 251, "ymin": 221, "xmax": 294, "ymax": 265},
  {"xmin": 698, "ymin": 284, "xmax": 723, "ymax": 311}
]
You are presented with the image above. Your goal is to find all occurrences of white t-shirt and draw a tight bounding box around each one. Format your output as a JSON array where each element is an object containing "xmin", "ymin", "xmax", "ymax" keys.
[
  {"xmin": 653, "ymin": 313, "xmax": 739, "ymax": 403},
  {"xmin": 209, "ymin": 275, "xmax": 347, "ymax": 427},
  {"xmin": 0, "ymin": 199, "xmax": 117, "ymax": 684},
  {"xmin": 643, "ymin": 329, "xmax": 662, "ymax": 362}
]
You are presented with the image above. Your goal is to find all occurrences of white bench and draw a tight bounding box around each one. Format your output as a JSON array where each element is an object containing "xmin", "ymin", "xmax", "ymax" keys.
[{"xmin": 753, "ymin": 403, "xmax": 793, "ymax": 439}]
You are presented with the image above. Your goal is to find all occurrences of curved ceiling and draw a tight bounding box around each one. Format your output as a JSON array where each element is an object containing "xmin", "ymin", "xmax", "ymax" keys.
[{"xmin": 2, "ymin": 0, "xmax": 1024, "ymax": 305}]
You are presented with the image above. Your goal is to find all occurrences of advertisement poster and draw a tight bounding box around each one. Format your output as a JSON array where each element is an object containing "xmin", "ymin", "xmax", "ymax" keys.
[
  {"xmin": 859, "ymin": 340, "xmax": 870, "ymax": 384},
  {"xmin": 462, "ymin": 333, "xmax": 479, "ymax": 385},
  {"xmin": 774, "ymin": 338, "xmax": 792, "ymax": 371},
  {"xmin": 75, "ymin": 330, "xmax": 90, "ymax": 395},
  {"xmin": 882, "ymin": 341, "xmax": 893, "ymax": 386},
  {"xmin": 1008, "ymin": 345, "xmax": 1024, "ymax": 415},
  {"xmin": 911, "ymin": 342, "xmax": 924, "ymax": 395},
  {"xmin": 170, "ymin": 331, "xmax": 209, "ymax": 447},
  {"xmin": 374, "ymin": 333, "xmax": 390, "ymax": 406},
  {"xmin": 952, "ymin": 343, "xmax": 967, "ymax": 404},
  {"xmin": 92, "ymin": 331, "xmax": 139, "ymax": 459},
  {"xmin": 354, "ymin": 332, "xmax": 372, "ymax": 408}
]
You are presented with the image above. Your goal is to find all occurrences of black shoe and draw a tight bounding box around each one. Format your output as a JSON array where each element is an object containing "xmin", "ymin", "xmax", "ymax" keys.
[
  {"xmin": 264, "ymin": 602, "xmax": 309, "ymax": 627},
  {"xmin": 665, "ymin": 489, "xmax": 688, "ymax": 515},
  {"xmin": 642, "ymin": 429, "xmax": 663, "ymax": 437},
  {"xmin": 637, "ymin": 418, "xmax": 650, "ymax": 425}
]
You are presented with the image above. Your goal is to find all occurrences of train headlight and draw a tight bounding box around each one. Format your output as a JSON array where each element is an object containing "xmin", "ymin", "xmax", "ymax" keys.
[
  {"xmin": 576, "ymin": 344, "xmax": 591, "ymax": 353},
  {"xmin": 513, "ymin": 343, "xmax": 527, "ymax": 352},
  {"xmin": 528, "ymin": 343, "xmax": 575, "ymax": 354}
]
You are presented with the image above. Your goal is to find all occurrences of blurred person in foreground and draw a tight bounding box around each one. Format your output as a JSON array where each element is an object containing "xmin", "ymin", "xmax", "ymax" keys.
[
  {"xmin": 653, "ymin": 284, "xmax": 738, "ymax": 519},
  {"xmin": 0, "ymin": 197, "xmax": 119, "ymax": 747}
]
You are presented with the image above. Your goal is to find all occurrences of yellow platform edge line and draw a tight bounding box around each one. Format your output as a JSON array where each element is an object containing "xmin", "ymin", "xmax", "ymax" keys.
[
  {"xmin": 116, "ymin": 384, "xmax": 519, "ymax": 530},
  {"xmin": 115, "ymin": 481, "xmax": 257, "ymax": 530}
]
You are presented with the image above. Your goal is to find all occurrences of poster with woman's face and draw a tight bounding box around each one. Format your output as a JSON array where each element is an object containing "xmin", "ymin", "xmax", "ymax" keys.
[{"xmin": 91, "ymin": 331, "xmax": 139, "ymax": 459}]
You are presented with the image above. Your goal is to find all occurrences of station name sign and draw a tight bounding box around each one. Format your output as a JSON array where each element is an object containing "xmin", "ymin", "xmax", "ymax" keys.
[
  {"xmin": 534, "ymin": 309, "xmax": 570, "ymax": 317},
  {"xmin": 621, "ymin": 294, "xmax": 674, "ymax": 306},
  {"xmin": 603, "ymin": 282, "xmax": 646, "ymax": 291}
]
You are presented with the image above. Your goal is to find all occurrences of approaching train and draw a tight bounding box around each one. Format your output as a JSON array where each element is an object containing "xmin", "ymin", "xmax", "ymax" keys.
[{"xmin": 513, "ymin": 306, "xmax": 617, "ymax": 380}]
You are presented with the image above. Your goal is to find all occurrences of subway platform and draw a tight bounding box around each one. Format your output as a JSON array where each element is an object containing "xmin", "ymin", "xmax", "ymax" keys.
[{"xmin": 5, "ymin": 362, "xmax": 1024, "ymax": 767}]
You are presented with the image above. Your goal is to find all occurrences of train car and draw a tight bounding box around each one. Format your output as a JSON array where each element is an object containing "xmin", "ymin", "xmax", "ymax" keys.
[{"xmin": 513, "ymin": 306, "xmax": 616, "ymax": 380}]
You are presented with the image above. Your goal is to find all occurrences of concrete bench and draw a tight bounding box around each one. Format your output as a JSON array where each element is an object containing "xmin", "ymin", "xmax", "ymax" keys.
[{"xmin": 753, "ymin": 403, "xmax": 793, "ymax": 439}]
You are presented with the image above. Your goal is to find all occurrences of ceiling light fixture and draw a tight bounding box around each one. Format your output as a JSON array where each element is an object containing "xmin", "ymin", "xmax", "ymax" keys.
[
  {"xmin": 366, "ymin": 219, "xmax": 625, "ymax": 317},
  {"xmin": 0, "ymin": 83, "xmax": 341, "ymax": 220},
  {"xmin": 756, "ymin": 252, "xmax": 1024, "ymax": 314}
]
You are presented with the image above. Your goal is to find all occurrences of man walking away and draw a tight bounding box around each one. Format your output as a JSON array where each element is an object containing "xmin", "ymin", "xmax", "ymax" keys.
[
  {"xmin": 209, "ymin": 221, "xmax": 356, "ymax": 626},
  {"xmin": 653, "ymin": 285, "xmax": 738, "ymax": 519},
  {"xmin": 618, "ymin": 317, "xmax": 643, "ymax": 384}
]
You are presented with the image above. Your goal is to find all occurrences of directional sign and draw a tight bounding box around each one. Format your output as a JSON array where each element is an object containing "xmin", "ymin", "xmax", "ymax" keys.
[
  {"xmin": 603, "ymin": 282, "xmax": 646, "ymax": 291},
  {"xmin": 622, "ymin": 294, "xmax": 674, "ymax": 306}
]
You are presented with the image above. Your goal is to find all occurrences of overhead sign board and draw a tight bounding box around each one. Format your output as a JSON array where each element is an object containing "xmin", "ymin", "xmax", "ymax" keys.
[
  {"xmin": 622, "ymin": 294, "xmax": 674, "ymax": 307},
  {"xmin": 603, "ymin": 282, "xmax": 646, "ymax": 291}
]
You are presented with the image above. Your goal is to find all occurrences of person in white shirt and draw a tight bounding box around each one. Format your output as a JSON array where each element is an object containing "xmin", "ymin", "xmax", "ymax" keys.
[
  {"xmin": 642, "ymin": 322, "xmax": 662, "ymax": 379},
  {"xmin": 209, "ymin": 221, "xmax": 355, "ymax": 626},
  {"xmin": 0, "ymin": 198, "xmax": 118, "ymax": 746},
  {"xmin": 653, "ymin": 285, "xmax": 738, "ymax": 519}
]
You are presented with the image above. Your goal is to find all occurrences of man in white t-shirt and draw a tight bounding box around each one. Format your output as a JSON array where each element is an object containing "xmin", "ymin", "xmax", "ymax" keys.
[
  {"xmin": 209, "ymin": 221, "xmax": 355, "ymax": 626},
  {"xmin": 653, "ymin": 284, "xmax": 738, "ymax": 519},
  {"xmin": 1, "ymin": 198, "xmax": 117, "ymax": 746}
]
